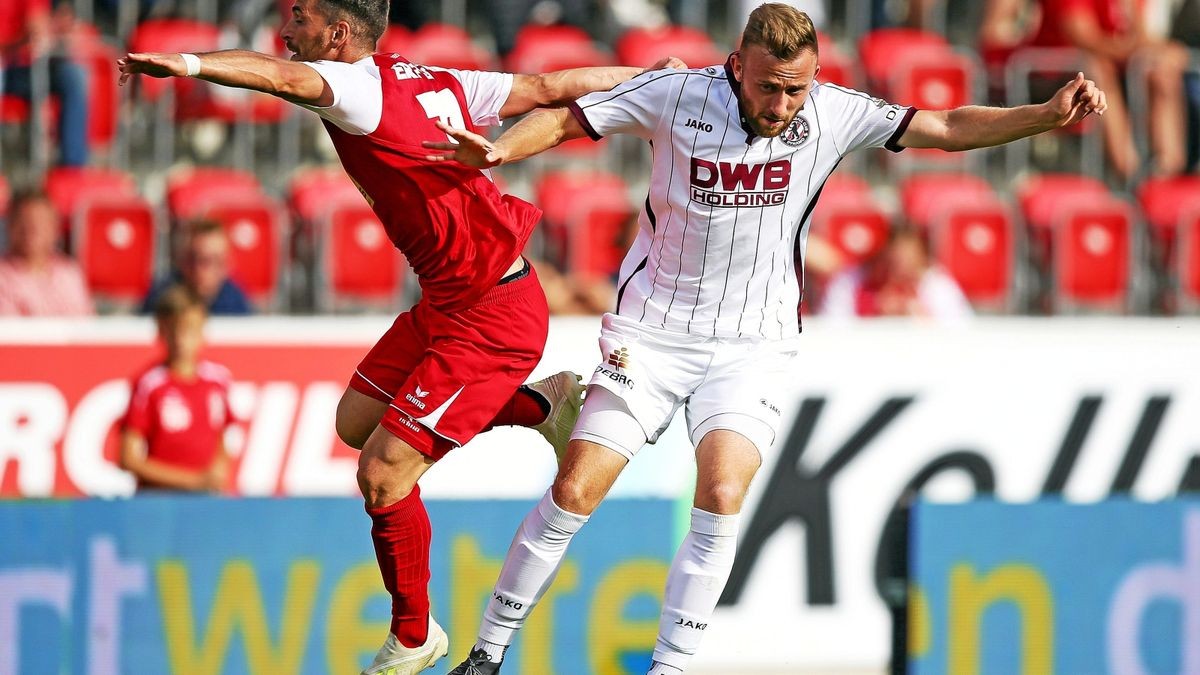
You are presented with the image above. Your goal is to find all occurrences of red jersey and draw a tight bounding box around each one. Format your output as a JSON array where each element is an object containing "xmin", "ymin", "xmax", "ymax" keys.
[
  {"xmin": 303, "ymin": 55, "xmax": 541, "ymax": 312},
  {"xmin": 122, "ymin": 361, "xmax": 234, "ymax": 478},
  {"xmin": 1032, "ymin": 0, "xmax": 1139, "ymax": 47}
]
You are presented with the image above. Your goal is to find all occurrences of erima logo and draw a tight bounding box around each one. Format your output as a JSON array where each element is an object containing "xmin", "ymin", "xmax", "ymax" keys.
[
  {"xmin": 607, "ymin": 347, "xmax": 631, "ymax": 370},
  {"xmin": 394, "ymin": 414, "xmax": 422, "ymax": 433},
  {"xmin": 781, "ymin": 116, "xmax": 810, "ymax": 147},
  {"xmin": 674, "ymin": 618, "xmax": 708, "ymax": 630},
  {"xmin": 405, "ymin": 386, "xmax": 429, "ymax": 410},
  {"xmin": 493, "ymin": 593, "xmax": 523, "ymax": 610},
  {"xmin": 685, "ymin": 118, "xmax": 713, "ymax": 132}
]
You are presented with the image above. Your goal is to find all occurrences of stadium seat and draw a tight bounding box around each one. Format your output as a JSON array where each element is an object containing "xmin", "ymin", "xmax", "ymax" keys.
[
  {"xmin": 1180, "ymin": 208, "xmax": 1200, "ymax": 311},
  {"xmin": 899, "ymin": 173, "xmax": 997, "ymax": 230},
  {"xmin": 404, "ymin": 23, "xmax": 497, "ymax": 71},
  {"xmin": 812, "ymin": 174, "xmax": 890, "ymax": 264},
  {"xmin": 888, "ymin": 51, "xmax": 975, "ymax": 111},
  {"xmin": 166, "ymin": 168, "xmax": 265, "ymax": 221},
  {"xmin": 378, "ymin": 26, "xmax": 412, "ymax": 55},
  {"xmin": 616, "ymin": 26, "xmax": 727, "ymax": 69},
  {"xmin": 128, "ymin": 19, "xmax": 222, "ymax": 104},
  {"xmin": 506, "ymin": 25, "xmax": 614, "ymax": 73},
  {"xmin": 1136, "ymin": 175, "xmax": 1200, "ymax": 244},
  {"xmin": 319, "ymin": 202, "xmax": 405, "ymax": 310},
  {"xmin": 932, "ymin": 202, "xmax": 1013, "ymax": 308},
  {"xmin": 45, "ymin": 167, "xmax": 138, "ymax": 222},
  {"xmin": 1053, "ymin": 200, "xmax": 1132, "ymax": 310},
  {"xmin": 72, "ymin": 196, "xmax": 157, "ymax": 303},
  {"xmin": 1017, "ymin": 173, "xmax": 1111, "ymax": 232},
  {"xmin": 567, "ymin": 204, "xmax": 635, "ymax": 279},
  {"xmin": 288, "ymin": 167, "xmax": 364, "ymax": 225},
  {"xmin": 815, "ymin": 32, "xmax": 857, "ymax": 89},
  {"xmin": 858, "ymin": 28, "xmax": 952, "ymax": 90},
  {"xmin": 534, "ymin": 170, "xmax": 631, "ymax": 268},
  {"xmin": 205, "ymin": 198, "xmax": 286, "ymax": 308}
]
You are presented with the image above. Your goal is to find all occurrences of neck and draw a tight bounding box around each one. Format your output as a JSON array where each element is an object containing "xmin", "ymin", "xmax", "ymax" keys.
[
  {"xmin": 168, "ymin": 359, "xmax": 197, "ymax": 379},
  {"xmin": 21, "ymin": 251, "xmax": 51, "ymax": 270}
]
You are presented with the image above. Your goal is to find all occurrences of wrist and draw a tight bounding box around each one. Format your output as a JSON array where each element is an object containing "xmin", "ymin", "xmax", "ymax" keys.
[{"xmin": 180, "ymin": 52, "xmax": 201, "ymax": 77}]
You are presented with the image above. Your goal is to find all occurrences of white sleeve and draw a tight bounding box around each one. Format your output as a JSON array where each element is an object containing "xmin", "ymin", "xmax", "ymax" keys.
[
  {"xmin": 301, "ymin": 59, "xmax": 383, "ymax": 135},
  {"xmin": 921, "ymin": 269, "xmax": 974, "ymax": 322},
  {"xmin": 819, "ymin": 269, "xmax": 863, "ymax": 320},
  {"xmin": 430, "ymin": 67, "xmax": 513, "ymax": 127},
  {"xmin": 568, "ymin": 70, "xmax": 682, "ymax": 141},
  {"xmin": 816, "ymin": 82, "xmax": 916, "ymax": 156}
]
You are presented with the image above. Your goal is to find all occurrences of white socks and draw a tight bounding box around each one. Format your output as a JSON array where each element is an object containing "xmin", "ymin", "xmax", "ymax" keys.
[
  {"xmin": 651, "ymin": 507, "xmax": 740, "ymax": 672},
  {"xmin": 477, "ymin": 489, "xmax": 589, "ymax": 648}
]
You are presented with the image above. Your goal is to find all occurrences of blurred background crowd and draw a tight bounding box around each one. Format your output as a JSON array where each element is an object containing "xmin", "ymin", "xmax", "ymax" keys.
[{"xmin": 2, "ymin": 0, "xmax": 1198, "ymax": 322}]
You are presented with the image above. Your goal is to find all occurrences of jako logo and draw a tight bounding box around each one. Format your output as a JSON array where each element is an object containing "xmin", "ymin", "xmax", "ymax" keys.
[
  {"xmin": 607, "ymin": 347, "xmax": 631, "ymax": 370},
  {"xmin": 689, "ymin": 158, "xmax": 791, "ymax": 208},
  {"xmin": 685, "ymin": 118, "xmax": 713, "ymax": 132}
]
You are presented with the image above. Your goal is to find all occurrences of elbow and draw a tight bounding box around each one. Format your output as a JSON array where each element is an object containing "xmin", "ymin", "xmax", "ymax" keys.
[{"xmin": 532, "ymin": 74, "xmax": 562, "ymax": 107}]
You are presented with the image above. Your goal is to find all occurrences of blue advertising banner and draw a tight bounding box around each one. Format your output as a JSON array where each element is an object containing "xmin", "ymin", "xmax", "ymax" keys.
[
  {"xmin": 0, "ymin": 497, "xmax": 675, "ymax": 675},
  {"xmin": 910, "ymin": 500, "xmax": 1200, "ymax": 675}
]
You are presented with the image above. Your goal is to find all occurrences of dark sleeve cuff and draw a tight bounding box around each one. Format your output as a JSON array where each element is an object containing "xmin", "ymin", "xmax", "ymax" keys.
[
  {"xmin": 884, "ymin": 107, "xmax": 919, "ymax": 153},
  {"xmin": 567, "ymin": 101, "xmax": 603, "ymax": 141}
]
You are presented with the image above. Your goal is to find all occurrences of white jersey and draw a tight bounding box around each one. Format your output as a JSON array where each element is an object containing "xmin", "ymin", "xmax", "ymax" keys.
[
  {"xmin": 569, "ymin": 61, "xmax": 915, "ymax": 339},
  {"xmin": 301, "ymin": 56, "xmax": 513, "ymax": 134}
]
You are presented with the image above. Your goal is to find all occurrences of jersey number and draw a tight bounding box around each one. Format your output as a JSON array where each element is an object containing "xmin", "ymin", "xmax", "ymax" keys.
[{"xmin": 416, "ymin": 89, "xmax": 466, "ymax": 142}]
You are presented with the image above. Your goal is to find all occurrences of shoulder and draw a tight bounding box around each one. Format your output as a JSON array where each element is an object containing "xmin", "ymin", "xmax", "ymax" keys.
[
  {"xmin": 197, "ymin": 360, "xmax": 233, "ymax": 387},
  {"xmin": 132, "ymin": 364, "xmax": 170, "ymax": 395}
]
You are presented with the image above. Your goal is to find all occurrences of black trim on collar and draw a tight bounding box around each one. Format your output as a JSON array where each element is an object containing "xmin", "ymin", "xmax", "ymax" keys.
[{"xmin": 723, "ymin": 54, "xmax": 756, "ymax": 143}]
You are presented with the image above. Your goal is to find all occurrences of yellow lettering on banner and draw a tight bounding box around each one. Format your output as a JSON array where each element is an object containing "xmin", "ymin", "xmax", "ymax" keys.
[
  {"xmin": 908, "ymin": 584, "xmax": 931, "ymax": 657},
  {"xmin": 449, "ymin": 535, "xmax": 580, "ymax": 673},
  {"xmin": 589, "ymin": 560, "xmax": 668, "ymax": 675},
  {"xmin": 157, "ymin": 559, "xmax": 320, "ymax": 675},
  {"xmin": 949, "ymin": 563, "xmax": 1054, "ymax": 675},
  {"xmin": 327, "ymin": 562, "xmax": 391, "ymax": 674}
]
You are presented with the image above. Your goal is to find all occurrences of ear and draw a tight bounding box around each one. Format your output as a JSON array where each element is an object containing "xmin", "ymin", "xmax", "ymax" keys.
[
  {"xmin": 731, "ymin": 50, "xmax": 743, "ymax": 82},
  {"xmin": 330, "ymin": 18, "xmax": 352, "ymax": 47}
]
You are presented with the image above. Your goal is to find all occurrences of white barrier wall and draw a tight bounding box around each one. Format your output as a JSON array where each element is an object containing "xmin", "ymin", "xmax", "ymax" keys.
[{"xmin": 2, "ymin": 316, "xmax": 1198, "ymax": 670}]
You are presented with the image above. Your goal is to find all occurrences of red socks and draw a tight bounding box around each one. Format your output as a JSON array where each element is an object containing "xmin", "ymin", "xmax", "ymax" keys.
[
  {"xmin": 485, "ymin": 386, "xmax": 550, "ymax": 430},
  {"xmin": 366, "ymin": 485, "xmax": 431, "ymax": 648}
]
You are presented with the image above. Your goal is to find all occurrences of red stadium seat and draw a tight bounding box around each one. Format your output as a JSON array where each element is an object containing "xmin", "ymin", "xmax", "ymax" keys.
[
  {"xmin": 888, "ymin": 51, "xmax": 975, "ymax": 111},
  {"xmin": 205, "ymin": 198, "xmax": 285, "ymax": 307},
  {"xmin": 288, "ymin": 167, "xmax": 364, "ymax": 224},
  {"xmin": 1053, "ymin": 200, "xmax": 1131, "ymax": 309},
  {"xmin": 815, "ymin": 32, "xmax": 857, "ymax": 89},
  {"xmin": 899, "ymin": 173, "xmax": 997, "ymax": 230},
  {"xmin": 858, "ymin": 28, "xmax": 951, "ymax": 90},
  {"xmin": 404, "ymin": 23, "xmax": 497, "ymax": 71},
  {"xmin": 932, "ymin": 202, "xmax": 1013, "ymax": 308},
  {"xmin": 166, "ymin": 168, "xmax": 265, "ymax": 221},
  {"xmin": 616, "ymin": 26, "xmax": 726, "ymax": 69},
  {"xmin": 1137, "ymin": 175, "xmax": 1200, "ymax": 243},
  {"xmin": 45, "ymin": 167, "xmax": 137, "ymax": 221},
  {"xmin": 73, "ymin": 196, "xmax": 157, "ymax": 303},
  {"xmin": 1017, "ymin": 173, "xmax": 1110, "ymax": 232},
  {"xmin": 128, "ymin": 19, "xmax": 222, "ymax": 103},
  {"xmin": 534, "ymin": 170, "xmax": 630, "ymax": 268},
  {"xmin": 378, "ymin": 26, "xmax": 412, "ymax": 55},
  {"xmin": 568, "ymin": 204, "xmax": 635, "ymax": 279},
  {"xmin": 1180, "ymin": 209, "xmax": 1200, "ymax": 310},
  {"xmin": 506, "ymin": 25, "xmax": 615, "ymax": 73},
  {"xmin": 320, "ymin": 202, "xmax": 405, "ymax": 309}
]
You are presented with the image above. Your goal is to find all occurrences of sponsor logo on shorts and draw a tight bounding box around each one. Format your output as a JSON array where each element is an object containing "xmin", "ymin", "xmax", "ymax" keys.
[
  {"xmin": 760, "ymin": 399, "xmax": 781, "ymax": 416},
  {"xmin": 406, "ymin": 385, "xmax": 430, "ymax": 410},
  {"xmin": 595, "ymin": 365, "xmax": 636, "ymax": 390},
  {"xmin": 493, "ymin": 592, "xmax": 523, "ymax": 610},
  {"xmin": 607, "ymin": 347, "xmax": 631, "ymax": 370},
  {"xmin": 394, "ymin": 413, "xmax": 423, "ymax": 433}
]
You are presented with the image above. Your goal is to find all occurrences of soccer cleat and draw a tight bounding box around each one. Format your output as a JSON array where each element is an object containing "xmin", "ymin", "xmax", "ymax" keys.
[
  {"xmin": 446, "ymin": 647, "xmax": 502, "ymax": 675},
  {"xmin": 361, "ymin": 616, "xmax": 449, "ymax": 675},
  {"xmin": 526, "ymin": 371, "xmax": 585, "ymax": 463}
]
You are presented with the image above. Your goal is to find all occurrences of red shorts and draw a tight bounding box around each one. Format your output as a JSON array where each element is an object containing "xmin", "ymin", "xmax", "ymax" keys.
[{"xmin": 349, "ymin": 265, "xmax": 549, "ymax": 459}]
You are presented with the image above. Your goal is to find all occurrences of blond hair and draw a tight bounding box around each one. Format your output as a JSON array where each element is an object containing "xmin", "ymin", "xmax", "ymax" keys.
[
  {"xmin": 154, "ymin": 284, "xmax": 207, "ymax": 321},
  {"xmin": 742, "ymin": 3, "xmax": 819, "ymax": 60}
]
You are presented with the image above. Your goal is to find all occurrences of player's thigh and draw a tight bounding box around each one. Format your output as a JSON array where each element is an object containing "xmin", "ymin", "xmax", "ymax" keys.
[
  {"xmin": 336, "ymin": 387, "xmax": 389, "ymax": 450},
  {"xmin": 693, "ymin": 428, "xmax": 763, "ymax": 514}
]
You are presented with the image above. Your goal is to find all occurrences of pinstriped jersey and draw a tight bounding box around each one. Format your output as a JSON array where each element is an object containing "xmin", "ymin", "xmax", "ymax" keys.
[{"xmin": 568, "ymin": 61, "xmax": 916, "ymax": 339}]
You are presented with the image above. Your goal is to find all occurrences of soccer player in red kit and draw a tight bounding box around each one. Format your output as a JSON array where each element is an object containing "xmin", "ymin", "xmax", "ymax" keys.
[
  {"xmin": 120, "ymin": 285, "xmax": 232, "ymax": 493},
  {"xmin": 118, "ymin": 1, "xmax": 682, "ymax": 672}
]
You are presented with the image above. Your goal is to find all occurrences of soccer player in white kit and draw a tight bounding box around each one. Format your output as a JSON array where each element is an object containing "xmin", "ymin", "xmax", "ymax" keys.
[{"xmin": 428, "ymin": 4, "xmax": 1108, "ymax": 673}]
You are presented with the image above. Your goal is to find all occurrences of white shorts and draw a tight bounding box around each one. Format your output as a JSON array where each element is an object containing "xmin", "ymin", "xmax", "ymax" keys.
[{"xmin": 570, "ymin": 313, "xmax": 799, "ymax": 460}]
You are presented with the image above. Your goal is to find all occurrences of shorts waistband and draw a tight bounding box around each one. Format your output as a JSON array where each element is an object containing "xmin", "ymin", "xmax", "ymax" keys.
[{"xmin": 476, "ymin": 261, "xmax": 540, "ymax": 306}]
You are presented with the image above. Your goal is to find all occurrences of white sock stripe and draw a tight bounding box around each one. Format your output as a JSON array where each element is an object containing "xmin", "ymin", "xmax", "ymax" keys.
[
  {"xmin": 690, "ymin": 507, "xmax": 739, "ymax": 537},
  {"xmin": 538, "ymin": 490, "xmax": 589, "ymax": 532}
]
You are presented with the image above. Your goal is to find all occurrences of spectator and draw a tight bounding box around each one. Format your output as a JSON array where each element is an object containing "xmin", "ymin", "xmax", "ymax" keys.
[
  {"xmin": 0, "ymin": 189, "xmax": 94, "ymax": 316},
  {"xmin": 1028, "ymin": 0, "xmax": 1190, "ymax": 179},
  {"xmin": 821, "ymin": 228, "xmax": 972, "ymax": 321},
  {"xmin": 141, "ymin": 219, "xmax": 253, "ymax": 315},
  {"xmin": 120, "ymin": 285, "xmax": 233, "ymax": 493},
  {"xmin": 0, "ymin": 0, "xmax": 91, "ymax": 167}
]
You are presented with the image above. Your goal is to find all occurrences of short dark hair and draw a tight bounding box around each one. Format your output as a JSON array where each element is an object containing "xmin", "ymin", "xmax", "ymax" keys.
[
  {"xmin": 154, "ymin": 284, "xmax": 207, "ymax": 321},
  {"xmin": 8, "ymin": 189, "xmax": 54, "ymax": 216},
  {"xmin": 315, "ymin": 0, "xmax": 388, "ymax": 47}
]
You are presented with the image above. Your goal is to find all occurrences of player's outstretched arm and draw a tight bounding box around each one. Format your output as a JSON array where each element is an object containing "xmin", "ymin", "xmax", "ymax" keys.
[
  {"xmin": 499, "ymin": 57, "xmax": 686, "ymax": 119},
  {"xmin": 118, "ymin": 49, "xmax": 332, "ymax": 106},
  {"xmin": 119, "ymin": 429, "xmax": 211, "ymax": 491},
  {"xmin": 424, "ymin": 107, "xmax": 585, "ymax": 168},
  {"xmin": 897, "ymin": 72, "xmax": 1107, "ymax": 151}
]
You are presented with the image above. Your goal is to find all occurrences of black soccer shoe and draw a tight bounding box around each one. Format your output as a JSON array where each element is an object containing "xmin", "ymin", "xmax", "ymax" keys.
[{"xmin": 446, "ymin": 648, "xmax": 502, "ymax": 675}]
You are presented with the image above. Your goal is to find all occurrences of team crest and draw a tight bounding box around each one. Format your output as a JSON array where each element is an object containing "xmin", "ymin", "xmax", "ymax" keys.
[{"xmin": 781, "ymin": 116, "xmax": 809, "ymax": 147}]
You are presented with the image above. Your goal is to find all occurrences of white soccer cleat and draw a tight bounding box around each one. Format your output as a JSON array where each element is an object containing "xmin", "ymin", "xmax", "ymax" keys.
[
  {"xmin": 360, "ymin": 616, "xmax": 449, "ymax": 675},
  {"xmin": 527, "ymin": 371, "xmax": 585, "ymax": 463}
]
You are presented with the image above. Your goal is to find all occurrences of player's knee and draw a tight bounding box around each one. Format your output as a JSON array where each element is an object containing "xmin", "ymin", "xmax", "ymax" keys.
[
  {"xmin": 551, "ymin": 475, "xmax": 601, "ymax": 515},
  {"xmin": 697, "ymin": 480, "xmax": 752, "ymax": 515}
]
